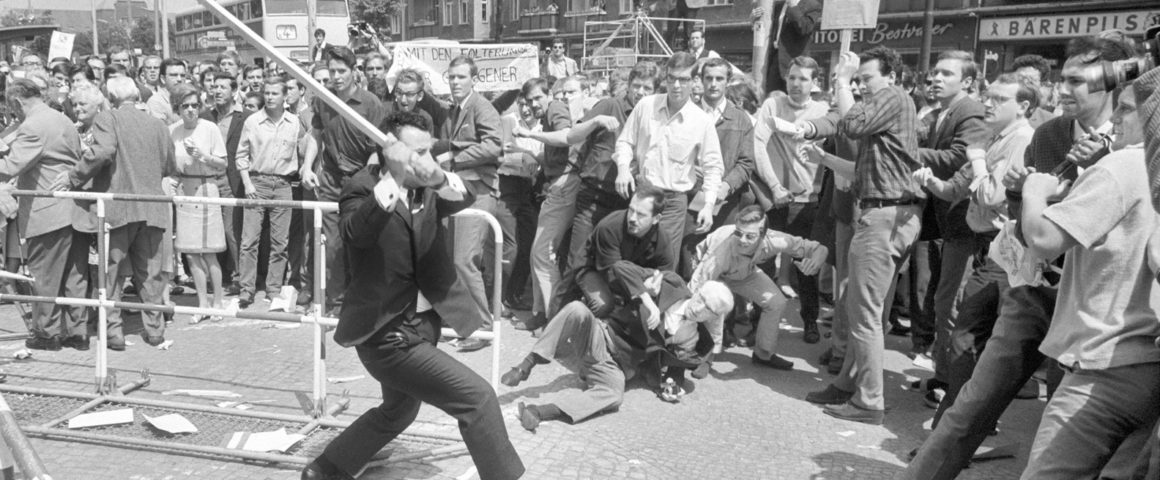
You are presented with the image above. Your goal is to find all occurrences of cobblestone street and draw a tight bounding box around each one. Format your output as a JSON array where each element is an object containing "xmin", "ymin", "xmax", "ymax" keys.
[{"xmin": 0, "ymin": 295, "xmax": 1044, "ymax": 479}]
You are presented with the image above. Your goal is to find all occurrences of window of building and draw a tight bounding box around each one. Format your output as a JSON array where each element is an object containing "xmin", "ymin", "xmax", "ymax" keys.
[
  {"xmin": 619, "ymin": 0, "xmax": 632, "ymax": 13},
  {"xmin": 510, "ymin": 0, "xmax": 518, "ymax": 21},
  {"xmin": 481, "ymin": 0, "xmax": 488, "ymax": 23},
  {"xmin": 460, "ymin": 0, "xmax": 469, "ymax": 25},
  {"xmin": 704, "ymin": 0, "xmax": 732, "ymax": 5},
  {"xmin": 390, "ymin": 6, "xmax": 404, "ymax": 34},
  {"xmin": 443, "ymin": 0, "xmax": 454, "ymax": 25}
]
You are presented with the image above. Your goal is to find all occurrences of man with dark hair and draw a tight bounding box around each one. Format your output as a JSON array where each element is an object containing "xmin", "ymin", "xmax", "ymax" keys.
[
  {"xmin": 202, "ymin": 74, "xmax": 251, "ymax": 295},
  {"xmin": 0, "ymin": 79, "xmax": 88, "ymax": 351},
  {"xmin": 752, "ymin": 54, "xmax": 830, "ymax": 344},
  {"xmin": 901, "ymin": 33, "xmax": 1137, "ymax": 479},
  {"xmin": 302, "ymin": 109, "xmax": 524, "ymax": 480},
  {"xmin": 686, "ymin": 29, "xmax": 719, "ymax": 60},
  {"xmin": 310, "ymin": 28, "xmax": 329, "ymax": 64},
  {"xmin": 243, "ymin": 65, "xmax": 265, "ymax": 95},
  {"xmin": 392, "ymin": 68, "xmax": 435, "ymax": 134},
  {"xmin": 147, "ymin": 58, "xmax": 187, "ymax": 124},
  {"xmin": 310, "ymin": 45, "xmax": 391, "ymax": 312},
  {"xmin": 235, "ymin": 80, "xmax": 317, "ymax": 308},
  {"xmin": 1012, "ymin": 54, "xmax": 1058, "ymax": 128},
  {"xmin": 614, "ymin": 51, "xmax": 723, "ymax": 272},
  {"xmin": 545, "ymin": 39, "xmax": 577, "ymax": 79},
  {"xmin": 911, "ymin": 49, "xmax": 990, "ymax": 409},
  {"xmin": 283, "ymin": 74, "xmax": 317, "ymax": 306},
  {"xmin": 753, "ymin": 0, "xmax": 821, "ymax": 94},
  {"xmin": 528, "ymin": 61, "xmax": 659, "ymax": 329},
  {"xmin": 54, "ymin": 77, "xmax": 177, "ymax": 350},
  {"xmin": 800, "ymin": 46, "xmax": 923, "ymax": 425},
  {"xmin": 433, "ymin": 55, "xmax": 503, "ymax": 352}
]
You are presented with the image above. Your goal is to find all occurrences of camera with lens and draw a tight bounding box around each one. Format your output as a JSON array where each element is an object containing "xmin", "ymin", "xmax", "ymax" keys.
[
  {"xmin": 347, "ymin": 22, "xmax": 375, "ymax": 39},
  {"xmin": 1085, "ymin": 23, "xmax": 1160, "ymax": 92}
]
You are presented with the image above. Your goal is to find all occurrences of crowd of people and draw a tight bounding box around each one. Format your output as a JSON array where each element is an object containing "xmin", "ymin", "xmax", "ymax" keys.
[{"xmin": 0, "ymin": 17, "xmax": 1156, "ymax": 480}]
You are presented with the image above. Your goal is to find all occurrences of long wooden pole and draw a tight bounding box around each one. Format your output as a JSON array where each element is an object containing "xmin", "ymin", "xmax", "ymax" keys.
[
  {"xmin": 91, "ymin": 0, "xmax": 99, "ymax": 56},
  {"xmin": 751, "ymin": 0, "xmax": 774, "ymax": 93},
  {"xmin": 160, "ymin": 0, "xmax": 169, "ymax": 57},
  {"xmin": 195, "ymin": 0, "xmax": 392, "ymax": 149}
]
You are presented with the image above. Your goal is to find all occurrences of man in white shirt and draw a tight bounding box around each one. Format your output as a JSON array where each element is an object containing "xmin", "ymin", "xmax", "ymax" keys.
[
  {"xmin": 545, "ymin": 39, "xmax": 577, "ymax": 79},
  {"xmin": 614, "ymin": 51, "xmax": 724, "ymax": 267}
]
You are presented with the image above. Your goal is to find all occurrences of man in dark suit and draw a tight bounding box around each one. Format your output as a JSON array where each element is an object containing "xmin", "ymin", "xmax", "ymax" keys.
[
  {"xmin": 0, "ymin": 79, "xmax": 89, "ymax": 351},
  {"xmin": 755, "ymin": 0, "xmax": 822, "ymax": 95},
  {"xmin": 433, "ymin": 55, "xmax": 503, "ymax": 352},
  {"xmin": 916, "ymin": 50, "xmax": 989, "ymax": 408},
  {"xmin": 203, "ymin": 73, "xmax": 252, "ymax": 293},
  {"xmin": 302, "ymin": 111, "xmax": 524, "ymax": 480}
]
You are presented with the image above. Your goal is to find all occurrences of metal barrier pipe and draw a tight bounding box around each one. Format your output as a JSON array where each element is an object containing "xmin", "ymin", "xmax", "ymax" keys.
[
  {"xmin": 10, "ymin": 190, "xmax": 337, "ymax": 211},
  {"xmin": 453, "ymin": 209, "xmax": 504, "ymax": 390},
  {"xmin": 21, "ymin": 426, "xmax": 314, "ymax": 466},
  {"xmin": 312, "ymin": 206, "xmax": 326, "ymax": 418},
  {"xmin": 95, "ymin": 199, "xmax": 108, "ymax": 395},
  {"xmin": 0, "ymin": 295, "xmax": 339, "ymax": 328},
  {"xmin": 0, "ymin": 394, "xmax": 51, "ymax": 480}
]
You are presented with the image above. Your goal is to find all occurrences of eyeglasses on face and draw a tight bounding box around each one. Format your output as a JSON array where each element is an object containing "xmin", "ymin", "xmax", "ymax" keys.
[{"xmin": 180, "ymin": 102, "xmax": 201, "ymax": 110}]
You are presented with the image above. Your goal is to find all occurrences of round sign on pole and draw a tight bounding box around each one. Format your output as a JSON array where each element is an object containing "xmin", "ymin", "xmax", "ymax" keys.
[{"xmin": 197, "ymin": 37, "xmax": 209, "ymax": 48}]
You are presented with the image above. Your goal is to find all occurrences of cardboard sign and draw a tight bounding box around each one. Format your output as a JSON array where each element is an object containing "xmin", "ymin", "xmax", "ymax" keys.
[
  {"xmin": 821, "ymin": 0, "xmax": 882, "ymax": 30},
  {"xmin": 48, "ymin": 31, "xmax": 75, "ymax": 61},
  {"xmin": 385, "ymin": 42, "xmax": 540, "ymax": 96}
]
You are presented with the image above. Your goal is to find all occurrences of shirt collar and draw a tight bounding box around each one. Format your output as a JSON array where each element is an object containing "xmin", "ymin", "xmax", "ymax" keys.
[
  {"xmin": 455, "ymin": 91, "xmax": 474, "ymax": 110},
  {"xmin": 654, "ymin": 94, "xmax": 695, "ymax": 121},
  {"xmin": 255, "ymin": 109, "xmax": 291, "ymax": 125},
  {"xmin": 700, "ymin": 98, "xmax": 728, "ymax": 120}
]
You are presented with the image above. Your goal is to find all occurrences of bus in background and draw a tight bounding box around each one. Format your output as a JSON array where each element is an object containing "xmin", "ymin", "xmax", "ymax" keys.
[{"xmin": 174, "ymin": 0, "xmax": 351, "ymax": 65}]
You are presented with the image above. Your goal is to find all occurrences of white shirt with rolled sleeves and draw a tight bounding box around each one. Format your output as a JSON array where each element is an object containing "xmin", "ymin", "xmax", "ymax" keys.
[{"xmin": 614, "ymin": 94, "xmax": 724, "ymax": 209}]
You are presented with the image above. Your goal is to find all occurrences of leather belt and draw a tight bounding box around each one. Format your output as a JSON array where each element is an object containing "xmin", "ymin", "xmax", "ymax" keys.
[{"xmin": 859, "ymin": 198, "xmax": 922, "ymax": 209}]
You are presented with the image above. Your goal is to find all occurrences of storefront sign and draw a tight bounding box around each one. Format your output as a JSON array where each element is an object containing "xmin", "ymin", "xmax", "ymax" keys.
[
  {"xmin": 979, "ymin": 10, "xmax": 1160, "ymax": 41},
  {"xmin": 813, "ymin": 19, "xmax": 973, "ymax": 50}
]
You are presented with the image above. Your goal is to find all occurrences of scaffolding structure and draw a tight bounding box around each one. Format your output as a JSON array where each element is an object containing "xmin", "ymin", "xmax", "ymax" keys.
[{"xmin": 581, "ymin": 11, "xmax": 704, "ymax": 76}]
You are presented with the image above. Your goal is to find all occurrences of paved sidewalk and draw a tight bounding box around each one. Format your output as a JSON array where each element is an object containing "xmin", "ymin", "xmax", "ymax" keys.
[{"xmin": 0, "ymin": 295, "xmax": 1043, "ymax": 479}]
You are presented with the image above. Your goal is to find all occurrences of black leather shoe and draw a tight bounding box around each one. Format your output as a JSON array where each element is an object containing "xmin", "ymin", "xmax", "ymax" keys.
[
  {"xmin": 513, "ymin": 312, "xmax": 548, "ymax": 331},
  {"xmin": 806, "ymin": 384, "xmax": 854, "ymax": 405},
  {"xmin": 301, "ymin": 461, "xmax": 354, "ymax": 480},
  {"xmin": 25, "ymin": 336, "xmax": 61, "ymax": 351},
  {"xmin": 803, "ymin": 322, "xmax": 820, "ymax": 344},
  {"xmin": 238, "ymin": 292, "xmax": 255, "ymax": 309},
  {"xmin": 144, "ymin": 335, "xmax": 166, "ymax": 347},
  {"xmin": 297, "ymin": 291, "xmax": 313, "ymax": 306},
  {"xmin": 501, "ymin": 366, "xmax": 530, "ymax": 387},
  {"xmin": 827, "ymin": 356, "xmax": 844, "ymax": 375},
  {"xmin": 751, "ymin": 353, "xmax": 793, "ymax": 371},
  {"xmin": 62, "ymin": 336, "xmax": 90, "ymax": 351},
  {"xmin": 824, "ymin": 401, "xmax": 885, "ymax": 425},
  {"xmin": 456, "ymin": 338, "xmax": 490, "ymax": 352}
]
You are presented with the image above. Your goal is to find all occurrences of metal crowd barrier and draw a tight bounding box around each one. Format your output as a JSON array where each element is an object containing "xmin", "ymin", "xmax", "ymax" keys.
[{"xmin": 0, "ymin": 189, "xmax": 505, "ymax": 469}]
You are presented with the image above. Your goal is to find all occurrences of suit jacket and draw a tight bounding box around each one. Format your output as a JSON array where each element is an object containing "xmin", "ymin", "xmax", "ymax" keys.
[
  {"xmin": 715, "ymin": 101, "xmax": 755, "ymax": 200},
  {"xmin": 68, "ymin": 104, "xmax": 176, "ymax": 232},
  {"xmin": 201, "ymin": 108, "xmax": 252, "ymax": 196},
  {"xmin": 920, "ymin": 97, "xmax": 989, "ymax": 241},
  {"xmin": 435, "ymin": 92, "xmax": 503, "ymax": 195},
  {"xmin": 0, "ymin": 103, "xmax": 82, "ymax": 238},
  {"xmin": 311, "ymin": 41, "xmax": 330, "ymax": 63},
  {"xmin": 336, "ymin": 166, "xmax": 484, "ymax": 346},
  {"xmin": 771, "ymin": 0, "xmax": 822, "ymax": 57}
]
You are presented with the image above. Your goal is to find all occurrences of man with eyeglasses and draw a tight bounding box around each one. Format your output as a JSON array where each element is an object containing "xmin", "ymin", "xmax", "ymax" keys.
[
  {"xmin": 502, "ymin": 277, "xmax": 734, "ymax": 430},
  {"xmin": 147, "ymin": 58, "xmax": 188, "ymax": 125},
  {"xmin": 689, "ymin": 204, "xmax": 827, "ymax": 372},
  {"xmin": 391, "ymin": 69, "xmax": 435, "ymax": 134},
  {"xmin": 20, "ymin": 53, "xmax": 44, "ymax": 73},
  {"xmin": 544, "ymin": 39, "xmax": 577, "ymax": 79},
  {"xmin": 614, "ymin": 51, "xmax": 724, "ymax": 272}
]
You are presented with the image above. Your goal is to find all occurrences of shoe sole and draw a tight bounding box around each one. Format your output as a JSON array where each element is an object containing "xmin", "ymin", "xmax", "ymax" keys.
[{"xmin": 823, "ymin": 409, "xmax": 884, "ymax": 425}]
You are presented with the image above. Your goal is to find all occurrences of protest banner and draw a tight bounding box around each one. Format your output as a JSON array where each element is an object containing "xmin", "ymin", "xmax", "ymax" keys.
[
  {"xmin": 48, "ymin": 31, "xmax": 75, "ymax": 61},
  {"xmin": 821, "ymin": 0, "xmax": 881, "ymax": 52},
  {"xmin": 385, "ymin": 42, "xmax": 540, "ymax": 96}
]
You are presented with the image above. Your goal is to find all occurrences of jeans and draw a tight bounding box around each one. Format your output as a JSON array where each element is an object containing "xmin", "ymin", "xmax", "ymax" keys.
[
  {"xmin": 239, "ymin": 175, "xmax": 292, "ymax": 297},
  {"xmin": 494, "ymin": 175, "xmax": 536, "ymax": 302},
  {"xmin": 531, "ymin": 174, "xmax": 580, "ymax": 315},
  {"xmin": 832, "ymin": 204, "xmax": 921, "ymax": 411},
  {"xmin": 768, "ymin": 202, "xmax": 820, "ymax": 323},
  {"xmin": 1022, "ymin": 362, "xmax": 1160, "ymax": 480},
  {"xmin": 830, "ymin": 218, "xmax": 854, "ymax": 359},
  {"xmin": 551, "ymin": 184, "xmax": 628, "ymax": 316},
  {"xmin": 903, "ymin": 285, "xmax": 1058, "ymax": 480}
]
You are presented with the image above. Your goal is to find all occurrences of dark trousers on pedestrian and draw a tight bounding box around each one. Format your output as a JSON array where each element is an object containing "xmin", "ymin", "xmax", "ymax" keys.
[
  {"xmin": 531, "ymin": 301, "xmax": 625, "ymax": 422},
  {"xmin": 903, "ymin": 285, "xmax": 1058, "ymax": 480},
  {"xmin": 240, "ymin": 175, "xmax": 292, "ymax": 298},
  {"xmin": 322, "ymin": 311, "xmax": 525, "ymax": 480},
  {"xmin": 908, "ymin": 240, "xmax": 938, "ymax": 352},
  {"xmin": 317, "ymin": 167, "xmax": 349, "ymax": 305},
  {"xmin": 215, "ymin": 177, "xmax": 241, "ymax": 286},
  {"xmin": 766, "ymin": 201, "xmax": 820, "ymax": 324},
  {"xmin": 931, "ymin": 235, "xmax": 981, "ymax": 384},
  {"xmin": 106, "ymin": 222, "xmax": 166, "ymax": 342},
  {"xmin": 25, "ymin": 226, "xmax": 89, "ymax": 340},
  {"xmin": 494, "ymin": 175, "xmax": 536, "ymax": 303},
  {"xmin": 550, "ymin": 184, "xmax": 628, "ymax": 317},
  {"xmin": 655, "ymin": 189, "xmax": 686, "ymax": 272}
]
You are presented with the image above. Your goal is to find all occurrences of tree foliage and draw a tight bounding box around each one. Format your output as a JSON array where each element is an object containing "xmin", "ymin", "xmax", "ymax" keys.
[
  {"xmin": 73, "ymin": 16, "xmax": 175, "ymax": 58},
  {"xmin": 349, "ymin": 0, "xmax": 403, "ymax": 36}
]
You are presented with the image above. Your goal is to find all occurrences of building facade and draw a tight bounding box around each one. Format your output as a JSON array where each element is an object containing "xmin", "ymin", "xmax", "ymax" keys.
[{"xmin": 3, "ymin": 0, "xmax": 152, "ymax": 34}]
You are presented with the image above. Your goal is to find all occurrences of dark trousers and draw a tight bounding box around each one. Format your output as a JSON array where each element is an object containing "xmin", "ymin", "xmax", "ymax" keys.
[
  {"xmin": 903, "ymin": 285, "xmax": 1057, "ymax": 480},
  {"xmin": 317, "ymin": 168, "xmax": 350, "ymax": 304},
  {"xmin": 909, "ymin": 240, "xmax": 939, "ymax": 351},
  {"xmin": 106, "ymin": 222, "xmax": 166, "ymax": 341},
  {"xmin": 216, "ymin": 177, "xmax": 241, "ymax": 285},
  {"xmin": 322, "ymin": 312, "xmax": 525, "ymax": 480},
  {"xmin": 494, "ymin": 175, "xmax": 536, "ymax": 302},
  {"xmin": 550, "ymin": 184, "xmax": 628, "ymax": 317},
  {"xmin": 239, "ymin": 175, "xmax": 292, "ymax": 297},
  {"xmin": 25, "ymin": 226, "xmax": 89, "ymax": 339},
  {"xmin": 679, "ymin": 192, "xmax": 748, "ymax": 279},
  {"xmin": 663, "ymin": 0, "xmax": 698, "ymax": 49},
  {"xmin": 766, "ymin": 202, "xmax": 820, "ymax": 323}
]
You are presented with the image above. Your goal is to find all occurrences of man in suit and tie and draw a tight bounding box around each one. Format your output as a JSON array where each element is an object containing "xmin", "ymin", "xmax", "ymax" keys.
[
  {"xmin": 754, "ymin": 0, "xmax": 822, "ymax": 95},
  {"xmin": 915, "ymin": 50, "xmax": 990, "ymax": 408},
  {"xmin": 301, "ymin": 110, "xmax": 524, "ymax": 480},
  {"xmin": 54, "ymin": 77, "xmax": 177, "ymax": 350},
  {"xmin": 433, "ymin": 55, "xmax": 503, "ymax": 352},
  {"xmin": 0, "ymin": 79, "xmax": 90, "ymax": 351}
]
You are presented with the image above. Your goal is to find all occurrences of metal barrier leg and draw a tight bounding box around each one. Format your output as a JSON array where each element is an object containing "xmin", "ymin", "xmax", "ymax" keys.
[
  {"xmin": 312, "ymin": 206, "xmax": 326, "ymax": 418},
  {"xmin": 0, "ymin": 394, "xmax": 50, "ymax": 479},
  {"xmin": 95, "ymin": 199, "xmax": 109, "ymax": 395},
  {"xmin": 491, "ymin": 231, "xmax": 502, "ymax": 390}
]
